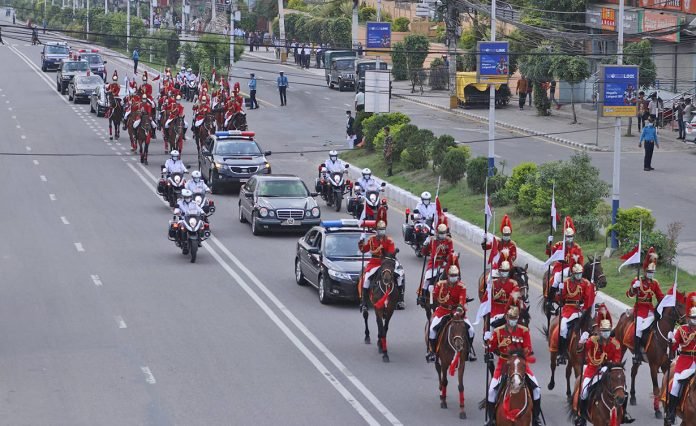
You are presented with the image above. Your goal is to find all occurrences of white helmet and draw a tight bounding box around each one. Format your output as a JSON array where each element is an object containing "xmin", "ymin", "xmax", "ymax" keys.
[
  {"xmin": 329, "ymin": 150, "xmax": 338, "ymax": 161},
  {"xmin": 192, "ymin": 170, "xmax": 201, "ymax": 182},
  {"xmin": 421, "ymin": 191, "xmax": 431, "ymax": 205},
  {"xmin": 171, "ymin": 150, "xmax": 180, "ymax": 161},
  {"xmin": 362, "ymin": 168, "xmax": 371, "ymax": 179},
  {"xmin": 182, "ymin": 189, "xmax": 192, "ymax": 200},
  {"xmin": 187, "ymin": 67, "xmax": 192, "ymax": 72}
]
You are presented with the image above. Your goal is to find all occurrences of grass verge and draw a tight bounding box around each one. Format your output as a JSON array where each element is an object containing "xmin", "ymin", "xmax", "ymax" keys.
[{"xmin": 342, "ymin": 149, "xmax": 696, "ymax": 305}]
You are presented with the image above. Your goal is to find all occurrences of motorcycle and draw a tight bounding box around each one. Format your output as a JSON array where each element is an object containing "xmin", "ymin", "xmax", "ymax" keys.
[
  {"xmin": 168, "ymin": 211, "xmax": 210, "ymax": 263},
  {"xmin": 402, "ymin": 208, "xmax": 432, "ymax": 257},
  {"xmin": 316, "ymin": 164, "xmax": 350, "ymax": 212},
  {"xmin": 157, "ymin": 167, "xmax": 186, "ymax": 208},
  {"xmin": 186, "ymin": 80, "xmax": 198, "ymax": 102},
  {"xmin": 193, "ymin": 191, "xmax": 215, "ymax": 218},
  {"xmin": 349, "ymin": 182, "xmax": 386, "ymax": 220}
]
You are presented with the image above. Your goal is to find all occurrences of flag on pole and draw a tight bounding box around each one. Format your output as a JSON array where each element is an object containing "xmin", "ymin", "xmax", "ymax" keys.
[
  {"xmin": 488, "ymin": 238, "xmax": 499, "ymax": 265},
  {"xmin": 484, "ymin": 184, "xmax": 493, "ymax": 231},
  {"xmin": 657, "ymin": 263, "xmax": 679, "ymax": 317},
  {"xmin": 618, "ymin": 220, "xmax": 642, "ymax": 272},
  {"xmin": 474, "ymin": 272, "xmax": 492, "ymax": 325},
  {"xmin": 435, "ymin": 195, "xmax": 446, "ymax": 227},
  {"xmin": 551, "ymin": 185, "xmax": 558, "ymax": 232},
  {"xmin": 543, "ymin": 236, "xmax": 565, "ymax": 269}
]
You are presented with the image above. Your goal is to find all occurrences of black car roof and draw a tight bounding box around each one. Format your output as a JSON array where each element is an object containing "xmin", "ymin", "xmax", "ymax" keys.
[{"xmin": 255, "ymin": 174, "xmax": 301, "ymax": 180}]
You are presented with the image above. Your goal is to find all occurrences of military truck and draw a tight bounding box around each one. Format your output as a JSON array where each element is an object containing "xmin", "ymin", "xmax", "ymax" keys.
[{"xmin": 324, "ymin": 50, "xmax": 357, "ymax": 91}]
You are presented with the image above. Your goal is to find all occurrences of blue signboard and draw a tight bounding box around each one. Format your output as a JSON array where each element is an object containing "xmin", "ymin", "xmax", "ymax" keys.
[
  {"xmin": 366, "ymin": 22, "xmax": 391, "ymax": 49},
  {"xmin": 600, "ymin": 65, "xmax": 639, "ymax": 117},
  {"xmin": 477, "ymin": 41, "xmax": 509, "ymax": 83}
]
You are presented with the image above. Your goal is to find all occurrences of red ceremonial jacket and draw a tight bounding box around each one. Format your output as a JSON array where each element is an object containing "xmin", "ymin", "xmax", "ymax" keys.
[
  {"xmin": 359, "ymin": 235, "xmax": 396, "ymax": 271},
  {"xmin": 583, "ymin": 335, "xmax": 622, "ymax": 378},
  {"xmin": 141, "ymin": 83, "xmax": 153, "ymax": 98},
  {"xmin": 560, "ymin": 277, "xmax": 594, "ymax": 319},
  {"xmin": 626, "ymin": 277, "xmax": 664, "ymax": 318},
  {"xmin": 107, "ymin": 82, "xmax": 120, "ymax": 97},
  {"xmin": 433, "ymin": 279, "xmax": 467, "ymax": 318},
  {"xmin": 547, "ymin": 241, "xmax": 584, "ymax": 273},
  {"xmin": 672, "ymin": 324, "xmax": 696, "ymax": 373},
  {"xmin": 485, "ymin": 238, "xmax": 518, "ymax": 269},
  {"xmin": 422, "ymin": 238, "xmax": 453, "ymax": 269},
  {"xmin": 486, "ymin": 277, "xmax": 520, "ymax": 319},
  {"xmin": 489, "ymin": 324, "xmax": 534, "ymax": 379}
]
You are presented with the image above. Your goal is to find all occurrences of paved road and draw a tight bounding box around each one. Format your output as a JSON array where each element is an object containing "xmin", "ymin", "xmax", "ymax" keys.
[{"xmin": 0, "ymin": 32, "xmax": 665, "ymax": 425}]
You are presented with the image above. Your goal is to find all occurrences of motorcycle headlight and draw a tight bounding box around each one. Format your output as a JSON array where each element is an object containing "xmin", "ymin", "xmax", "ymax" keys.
[
  {"xmin": 174, "ymin": 175, "xmax": 181, "ymax": 184},
  {"xmin": 311, "ymin": 207, "xmax": 320, "ymax": 218},
  {"xmin": 188, "ymin": 217, "xmax": 197, "ymax": 227},
  {"xmin": 369, "ymin": 194, "xmax": 377, "ymax": 202},
  {"xmin": 194, "ymin": 195, "xmax": 203, "ymax": 205},
  {"xmin": 259, "ymin": 207, "xmax": 269, "ymax": 217},
  {"xmin": 328, "ymin": 269, "xmax": 352, "ymax": 281}
]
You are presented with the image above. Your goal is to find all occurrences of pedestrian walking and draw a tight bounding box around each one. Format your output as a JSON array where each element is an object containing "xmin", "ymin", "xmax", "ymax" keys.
[
  {"xmin": 346, "ymin": 110, "xmax": 356, "ymax": 148},
  {"xmin": 383, "ymin": 126, "xmax": 394, "ymax": 176},
  {"xmin": 354, "ymin": 89, "xmax": 365, "ymax": 112},
  {"xmin": 526, "ymin": 80, "xmax": 533, "ymax": 106},
  {"xmin": 549, "ymin": 80, "xmax": 560, "ymax": 109},
  {"xmin": 132, "ymin": 48, "xmax": 140, "ymax": 74},
  {"xmin": 248, "ymin": 73, "xmax": 258, "ymax": 109},
  {"xmin": 277, "ymin": 71, "xmax": 288, "ymax": 106},
  {"xmin": 636, "ymin": 91, "xmax": 647, "ymax": 131},
  {"xmin": 648, "ymin": 93, "xmax": 658, "ymax": 122},
  {"xmin": 516, "ymin": 77, "xmax": 528, "ymax": 110},
  {"xmin": 639, "ymin": 116, "xmax": 659, "ymax": 171}
]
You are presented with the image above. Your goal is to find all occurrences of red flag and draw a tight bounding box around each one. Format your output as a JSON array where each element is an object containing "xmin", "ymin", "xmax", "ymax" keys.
[
  {"xmin": 618, "ymin": 244, "xmax": 640, "ymax": 272},
  {"xmin": 621, "ymin": 244, "xmax": 640, "ymax": 260},
  {"xmin": 152, "ymin": 74, "xmax": 161, "ymax": 81},
  {"xmin": 436, "ymin": 196, "xmax": 447, "ymax": 227}
]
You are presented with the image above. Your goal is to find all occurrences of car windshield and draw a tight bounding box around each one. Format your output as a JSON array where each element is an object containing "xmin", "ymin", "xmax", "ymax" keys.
[
  {"xmin": 47, "ymin": 45, "xmax": 69, "ymax": 54},
  {"xmin": 324, "ymin": 233, "xmax": 365, "ymax": 258},
  {"xmin": 214, "ymin": 140, "xmax": 262, "ymax": 155},
  {"xmin": 77, "ymin": 76, "xmax": 102, "ymax": 85},
  {"xmin": 257, "ymin": 180, "xmax": 308, "ymax": 197},
  {"xmin": 65, "ymin": 62, "xmax": 89, "ymax": 71},
  {"xmin": 335, "ymin": 60, "xmax": 353, "ymax": 70},
  {"xmin": 83, "ymin": 55, "xmax": 102, "ymax": 64}
]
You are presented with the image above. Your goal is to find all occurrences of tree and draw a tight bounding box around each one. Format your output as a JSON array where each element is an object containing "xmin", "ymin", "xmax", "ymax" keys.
[
  {"xmin": 329, "ymin": 17, "xmax": 352, "ymax": 49},
  {"xmin": 403, "ymin": 34, "xmax": 430, "ymax": 76},
  {"xmin": 624, "ymin": 40, "xmax": 657, "ymax": 88},
  {"xmin": 549, "ymin": 55, "xmax": 590, "ymax": 124},
  {"xmin": 391, "ymin": 42, "xmax": 408, "ymax": 80},
  {"xmin": 519, "ymin": 46, "xmax": 555, "ymax": 116}
]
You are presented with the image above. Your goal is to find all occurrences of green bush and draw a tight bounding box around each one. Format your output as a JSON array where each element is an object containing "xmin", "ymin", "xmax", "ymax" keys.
[
  {"xmin": 574, "ymin": 214, "xmax": 601, "ymax": 241},
  {"xmin": 623, "ymin": 230, "xmax": 676, "ymax": 266},
  {"xmin": 404, "ymin": 34, "xmax": 430, "ymax": 75},
  {"xmin": 467, "ymin": 157, "xmax": 491, "ymax": 194},
  {"xmin": 392, "ymin": 123, "xmax": 418, "ymax": 159},
  {"xmin": 288, "ymin": 0, "xmax": 308, "ymax": 11},
  {"xmin": 429, "ymin": 57, "xmax": 449, "ymax": 90},
  {"xmin": 440, "ymin": 147, "xmax": 470, "ymax": 183},
  {"xmin": 393, "ymin": 17, "xmax": 410, "ymax": 32},
  {"xmin": 432, "ymin": 134, "xmax": 457, "ymax": 171},
  {"xmin": 401, "ymin": 144, "xmax": 428, "ymax": 169},
  {"xmin": 354, "ymin": 111, "xmax": 373, "ymax": 144},
  {"xmin": 359, "ymin": 5, "xmax": 377, "ymax": 22},
  {"xmin": 391, "ymin": 42, "xmax": 408, "ymax": 81},
  {"xmin": 401, "ymin": 128, "xmax": 435, "ymax": 169},
  {"xmin": 361, "ymin": 112, "xmax": 411, "ymax": 151},
  {"xmin": 610, "ymin": 207, "xmax": 656, "ymax": 242},
  {"xmin": 498, "ymin": 162, "xmax": 538, "ymax": 205}
]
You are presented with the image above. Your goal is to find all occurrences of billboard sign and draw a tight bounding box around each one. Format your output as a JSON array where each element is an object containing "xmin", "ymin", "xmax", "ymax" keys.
[
  {"xmin": 643, "ymin": 10, "xmax": 681, "ymax": 42},
  {"xmin": 366, "ymin": 22, "xmax": 392, "ymax": 49},
  {"xmin": 599, "ymin": 65, "xmax": 640, "ymax": 117},
  {"xmin": 476, "ymin": 41, "xmax": 509, "ymax": 84}
]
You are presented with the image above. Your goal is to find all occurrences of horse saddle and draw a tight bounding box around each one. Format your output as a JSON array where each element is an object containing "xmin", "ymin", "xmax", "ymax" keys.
[
  {"xmin": 621, "ymin": 321, "xmax": 653, "ymax": 353},
  {"xmin": 133, "ymin": 119, "xmax": 141, "ymax": 129},
  {"xmin": 195, "ymin": 118, "xmax": 204, "ymax": 127}
]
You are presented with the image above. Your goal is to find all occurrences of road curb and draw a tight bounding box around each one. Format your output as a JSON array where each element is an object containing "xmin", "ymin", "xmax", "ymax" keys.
[
  {"xmin": 345, "ymin": 164, "xmax": 630, "ymax": 315},
  {"xmin": 394, "ymin": 94, "xmax": 610, "ymax": 153}
]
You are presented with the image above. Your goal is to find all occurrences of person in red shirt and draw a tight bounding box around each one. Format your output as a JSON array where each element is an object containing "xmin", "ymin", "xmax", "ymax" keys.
[
  {"xmin": 358, "ymin": 221, "xmax": 400, "ymax": 311},
  {"xmin": 626, "ymin": 251, "xmax": 664, "ymax": 363},
  {"xmin": 419, "ymin": 223, "xmax": 453, "ymax": 305},
  {"xmin": 485, "ymin": 307, "xmax": 542, "ymax": 426},
  {"xmin": 482, "ymin": 214, "xmax": 518, "ymax": 277},
  {"xmin": 192, "ymin": 95, "xmax": 212, "ymax": 136},
  {"xmin": 547, "ymin": 216, "xmax": 585, "ymax": 289},
  {"xmin": 426, "ymin": 266, "xmax": 475, "ymax": 362},
  {"xmin": 483, "ymin": 261, "xmax": 521, "ymax": 328},
  {"xmin": 666, "ymin": 307, "xmax": 696, "ymax": 423},
  {"xmin": 105, "ymin": 70, "xmax": 121, "ymax": 117},
  {"xmin": 557, "ymin": 263, "xmax": 595, "ymax": 364},
  {"xmin": 576, "ymin": 319, "xmax": 623, "ymax": 424}
]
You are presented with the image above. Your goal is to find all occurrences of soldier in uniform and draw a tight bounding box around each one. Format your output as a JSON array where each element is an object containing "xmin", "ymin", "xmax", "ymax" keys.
[
  {"xmin": 626, "ymin": 247, "xmax": 664, "ymax": 363},
  {"xmin": 191, "ymin": 95, "xmax": 211, "ymax": 136},
  {"xmin": 547, "ymin": 216, "xmax": 585, "ymax": 290},
  {"xmin": 358, "ymin": 220, "xmax": 398, "ymax": 312},
  {"xmin": 426, "ymin": 265, "xmax": 475, "ymax": 362},
  {"xmin": 666, "ymin": 306, "xmax": 696, "ymax": 424},
  {"xmin": 482, "ymin": 214, "xmax": 518, "ymax": 278},
  {"xmin": 105, "ymin": 70, "xmax": 121, "ymax": 117},
  {"xmin": 555, "ymin": 263, "xmax": 595, "ymax": 364},
  {"xmin": 419, "ymin": 223, "xmax": 453, "ymax": 306},
  {"xmin": 484, "ymin": 260, "xmax": 521, "ymax": 328},
  {"xmin": 485, "ymin": 307, "xmax": 543, "ymax": 426}
]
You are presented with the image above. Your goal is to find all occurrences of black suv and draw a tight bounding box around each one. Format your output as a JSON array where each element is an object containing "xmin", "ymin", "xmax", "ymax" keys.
[
  {"xmin": 41, "ymin": 42, "xmax": 70, "ymax": 71},
  {"xmin": 199, "ymin": 131, "xmax": 271, "ymax": 193},
  {"xmin": 76, "ymin": 50, "xmax": 107, "ymax": 80},
  {"xmin": 56, "ymin": 59, "xmax": 89, "ymax": 94}
]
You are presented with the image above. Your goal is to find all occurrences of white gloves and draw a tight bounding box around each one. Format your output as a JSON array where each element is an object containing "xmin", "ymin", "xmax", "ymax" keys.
[
  {"xmin": 668, "ymin": 331, "xmax": 675, "ymax": 343},
  {"xmin": 428, "ymin": 285, "xmax": 434, "ymax": 293},
  {"xmin": 579, "ymin": 331, "xmax": 590, "ymax": 344},
  {"xmin": 632, "ymin": 280, "xmax": 641, "ymax": 289},
  {"xmin": 484, "ymin": 331, "xmax": 492, "ymax": 341},
  {"xmin": 547, "ymin": 235, "xmax": 554, "ymax": 244}
]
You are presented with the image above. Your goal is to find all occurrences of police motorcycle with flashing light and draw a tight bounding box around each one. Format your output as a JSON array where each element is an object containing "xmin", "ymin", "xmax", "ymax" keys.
[
  {"xmin": 167, "ymin": 190, "xmax": 210, "ymax": 263},
  {"xmin": 157, "ymin": 150, "xmax": 188, "ymax": 208},
  {"xmin": 402, "ymin": 191, "xmax": 438, "ymax": 257},
  {"xmin": 186, "ymin": 170, "xmax": 215, "ymax": 219},
  {"xmin": 347, "ymin": 168, "xmax": 386, "ymax": 219},
  {"xmin": 316, "ymin": 151, "xmax": 351, "ymax": 212}
]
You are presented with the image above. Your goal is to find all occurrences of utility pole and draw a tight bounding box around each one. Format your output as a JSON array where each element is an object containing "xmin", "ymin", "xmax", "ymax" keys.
[
  {"xmin": 182, "ymin": 1, "xmax": 187, "ymax": 35},
  {"xmin": 73, "ymin": 0, "xmax": 76, "ymax": 15},
  {"xmin": 610, "ymin": 0, "xmax": 625, "ymax": 250},
  {"xmin": 377, "ymin": 0, "xmax": 381, "ymax": 22},
  {"xmin": 278, "ymin": 0, "xmax": 286, "ymax": 62},
  {"xmin": 137, "ymin": 0, "xmax": 141, "ymax": 18},
  {"xmin": 446, "ymin": 0, "xmax": 458, "ymax": 108},
  {"xmin": 487, "ymin": 0, "xmax": 496, "ymax": 176},
  {"xmin": 211, "ymin": 0, "xmax": 216, "ymax": 27},
  {"xmin": 228, "ymin": 2, "xmax": 235, "ymax": 82},
  {"xmin": 104, "ymin": 0, "xmax": 107, "ymax": 14},
  {"xmin": 86, "ymin": 0, "xmax": 90, "ymax": 35},
  {"xmin": 126, "ymin": 0, "xmax": 131, "ymax": 53},
  {"xmin": 149, "ymin": 0, "xmax": 154, "ymax": 35},
  {"xmin": 352, "ymin": 0, "xmax": 358, "ymax": 51}
]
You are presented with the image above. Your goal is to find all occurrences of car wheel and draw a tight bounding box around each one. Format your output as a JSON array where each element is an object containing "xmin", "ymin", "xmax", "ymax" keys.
[
  {"xmin": 251, "ymin": 211, "xmax": 262, "ymax": 235},
  {"xmin": 57, "ymin": 82, "xmax": 61, "ymax": 92},
  {"xmin": 209, "ymin": 169, "xmax": 219, "ymax": 194},
  {"xmin": 295, "ymin": 258, "xmax": 307, "ymax": 286},
  {"xmin": 41, "ymin": 64, "xmax": 46, "ymax": 72},
  {"xmin": 329, "ymin": 81, "xmax": 334, "ymax": 89},
  {"xmin": 238, "ymin": 201, "xmax": 247, "ymax": 223},
  {"xmin": 318, "ymin": 274, "xmax": 330, "ymax": 304},
  {"xmin": 68, "ymin": 89, "xmax": 73, "ymax": 101}
]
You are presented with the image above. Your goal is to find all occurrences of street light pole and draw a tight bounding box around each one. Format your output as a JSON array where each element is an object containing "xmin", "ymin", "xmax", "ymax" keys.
[
  {"xmin": 104, "ymin": 0, "xmax": 107, "ymax": 14},
  {"xmin": 228, "ymin": 3, "xmax": 235, "ymax": 82},
  {"xmin": 127, "ymin": 0, "xmax": 131, "ymax": 54},
  {"xmin": 487, "ymin": 0, "xmax": 496, "ymax": 176},
  {"xmin": 447, "ymin": 0, "xmax": 457, "ymax": 109},
  {"xmin": 211, "ymin": 0, "xmax": 216, "ymax": 27},
  {"xmin": 610, "ymin": 0, "xmax": 625, "ymax": 250},
  {"xmin": 352, "ymin": 0, "xmax": 358, "ymax": 50},
  {"xmin": 377, "ymin": 0, "xmax": 381, "ymax": 22},
  {"xmin": 86, "ymin": 0, "xmax": 89, "ymax": 35},
  {"xmin": 278, "ymin": 0, "xmax": 286, "ymax": 61}
]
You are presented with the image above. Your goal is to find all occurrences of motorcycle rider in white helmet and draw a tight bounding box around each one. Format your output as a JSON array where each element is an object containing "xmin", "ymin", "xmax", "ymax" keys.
[
  {"xmin": 164, "ymin": 150, "xmax": 187, "ymax": 175},
  {"xmin": 415, "ymin": 191, "xmax": 438, "ymax": 228},
  {"xmin": 324, "ymin": 150, "xmax": 345, "ymax": 174},
  {"xmin": 185, "ymin": 170, "xmax": 210, "ymax": 194},
  {"xmin": 172, "ymin": 188, "xmax": 205, "ymax": 246},
  {"xmin": 356, "ymin": 168, "xmax": 378, "ymax": 193}
]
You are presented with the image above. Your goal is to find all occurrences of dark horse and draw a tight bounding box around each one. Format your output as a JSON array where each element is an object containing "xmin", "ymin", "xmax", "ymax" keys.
[
  {"xmin": 164, "ymin": 115, "xmax": 184, "ymax": 154},
  {"xmin": 569, "ymin": 363, "xmax": 627, "ymax": 426},
  {"xmin": 195, "ymin": 113, "xmax": 216, "ymax": 156},
  {"xmin": 135, "ymin": 112, "xmax": 152, "ymax": 164},
  {"xmin": 478, "ymin": 350, "xmax": 534, "ymax": 426},
  {"xmin": 429, "ymin": 314, "xmax": 470, "ymax": 419},
  {"xmin": 614, "ymin": 302, "xmax": 685, "ymax": 418},
  {"xmin": 541, "ymin": 256, "xmax": 607, "ymax": 320},
  {"xmin": 225, "ymin": 111, "xmax": 248, "ymax": 131},
  {"xmin": 362, "ymin": 252, "xmax": 400, "ymax": 362},
  {"xmin": 106, "ymin": 93, "xmax": 123, "ymax": 141}
]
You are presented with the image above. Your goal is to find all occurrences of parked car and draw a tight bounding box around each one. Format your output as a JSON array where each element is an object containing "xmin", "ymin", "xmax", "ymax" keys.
[
  {"xmin": 68, "ymin": 74, "xmax": 104, "ymax": 103},
  {"xmin": 199, "ymin": 131, "xmax": 271, "ymax": 193},
  {"xmin": 238, "ymin": 175, "xmax": 320, "ymax": 235},
  {"xmin": 90, "ymin": 84, "xmax": 126, "ymax": 117},
  {"xmin": 294, "ymin": 219, "xmax": 368, "ymax": 304}
]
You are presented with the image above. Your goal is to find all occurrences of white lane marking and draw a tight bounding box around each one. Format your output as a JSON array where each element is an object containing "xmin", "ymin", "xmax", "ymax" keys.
[
  {"xmin": 25, "ymin": 146, "xmax": 31, "ymax": 151},
  {"xmin": 11, "ymin": 115, "xmax": 16, "ymax": 119},
  {"xmin": 116, "ymin": 152, "xmax": 122, "ymax": 156},
  {"xmin": 4, "ymin": 100, "xmax": 8, "ymax": 104},
  {"xmin": 90, "ymin": 274, "xmax": 103, "ymax": 286},
  {"xmin": 60, "ymin": 216, "xmax": 70, "ymax": 225},
  {"xmin": 127, "ymin": 162, "xmax": 388, "ymax": 426},
  {"xmin": 115, "ymin": 142, "xmax": 121, "ymax": 146},
  {"xmin": 40, "ymin": 175, "xmax": 47, "ymax": 182},
  {"xmin": 304, "ymin": 90, "xmax": 312, "ymax": 95},
  {"xmin": 15, "ymin": 124, "xmax": 20, "ymax": 129},
  {"xmin": 140, "ymin": 366, "xmax": 156, "ymax": 384},
  {"xmin": 121, "ymin": 158, "xmax": 128, "ymax": 162},
  {"xmin": 49, "ymin": 193, "xmax": 56, "ymax": 201},
  {"xmin": 111, "ymin": 147, "xmax": 117, "ymax": 151},
  {"xmin": 7, "ymin": 107, "xmax": 12, "ymax": 111},
  {"xmin": 6, "ymin": 45, "xmax": 71, "ymax": 105},
  {"xmin": 74, "ymin": 242, "xmax": 85, "ymax": 252},
  {"xmin": 33, "ymin": 160, "xmax": 39, "ymax": 165},
  {"xmin": 115, "ymin": 316, "xmax": 127, "ymax": 329},
  {"xmin": 324, "ymin": 97, "xmax": 331, "ymax": 101},
  {"xmin": 21, "ymin": 135, "xmax": 26, "ymax": 140}
]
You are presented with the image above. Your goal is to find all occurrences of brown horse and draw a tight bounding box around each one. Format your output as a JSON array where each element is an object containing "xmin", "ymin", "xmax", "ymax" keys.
[
  {"xmin": 164, "ymin": 115, "xmax": 184, "ymax": 154},
  {"xmin": 214, "ymin": 94, "xmax": 227, "ymax": 129},
  {"xmin": 661, "ymin": 361, "xmax": 696, "ymax": 425},
  {"xmin": 495, "ymin": 351, "xmax": 534, "ymax": 426},
  {"xmin": 134, "ymin": 111, "xmax": 152, "ymax": 164},
  {"xmin": 106, "ymin": 93, "xmax": 123, "ymax": 141},
  {"xmin": 570, "ymin": 364, "xmax": 627, "ymax": 426},
  {"xmin": 545, "ymin": 308, "xmax": 593, "ymax": 400},
  {"xmin": 542, "ymin": 257, "xmax": 607, "ymax": 320},
  {"xmin": 195, "ymin": 113, "xmax": 216, "ymax": 156},
  {"xmin": 126, "ymin": 112, "xmax": 138, "ymax": 152},
  {"xmin": 225, "ymin": 111, "xmax": 248, "ymax": 131},
  {"xmin": 159, "ymin": 108, "xmax": 170, "ymax": 152},
  {"xmin": 478, "ymin": 265, "xmax": 530, "ymax": 302},
  {"xmin": 429, "ymin": 315, "xmax": 470, "ymax": 419},
  {"xmin": 613, "ymin": 303, "xmax": 685, "ymax": 418},
  {"xmin": 363, "ymin": 253, "xmax": 400, "ymax": 362}
]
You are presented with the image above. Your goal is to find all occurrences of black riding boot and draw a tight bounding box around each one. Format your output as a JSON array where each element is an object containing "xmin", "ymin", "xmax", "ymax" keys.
[
  {"xmin": 633, "ymin": 335, "xmax": 642, "ymax": 364},
  {"xmin": 621, "ymin": 396, "xmax": 635, "ymax": 424},
  {"xmin": 557, "ymin": 336, "xmax": 567, "ymax": 364},
  {"xmin": 484, "ymin": 401, "xmax": 496, "ymax": 426},
  {"xmin": 426, "ymin": 338, "xmax": 437, "ymax": 363},
  {"xmin": 360, "ymin": 288, "xmax": 370, "ymax": 313},
  {"xmin": 577, "ymin": 397, "xmax": 588, "ymax": 425},
  {"xmin": 665, "ymin": 394, "xmax": 679, "ymax": 425},
  {"xmin": 532, "ymin": 398, "xmax": 542, "ymax": 426},
  {"xmin": 468, "ymin": 335, "xmax": 477, "ymax": 361},
  {"xmin": 396, "ymin": 285, "xmax": 405, "ymax": 310}
]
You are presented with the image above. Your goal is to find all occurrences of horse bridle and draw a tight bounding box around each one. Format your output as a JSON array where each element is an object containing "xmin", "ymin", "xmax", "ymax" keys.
[
  {"xmin": 655, "ymin": 308, "xmax": 686, "ymax": 344},
  {"xmin": 447, "ymin": 318, "xmax": 467, "ymax": 353},
  {"xmin": 587, "ymin": 260, "xmax": 605, "ymax": 283},
  {"xmin": 600, "ymin": 367, "xmax": 627, "ymax": 411}
]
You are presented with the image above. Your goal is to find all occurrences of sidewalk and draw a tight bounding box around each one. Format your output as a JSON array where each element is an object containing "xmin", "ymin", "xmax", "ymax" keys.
[{"xmin": 393, "ymin": 81, "xmax": 696, "ymax": 154}]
